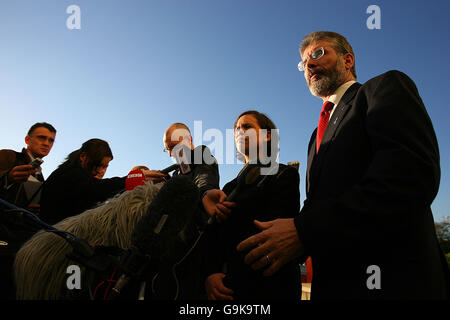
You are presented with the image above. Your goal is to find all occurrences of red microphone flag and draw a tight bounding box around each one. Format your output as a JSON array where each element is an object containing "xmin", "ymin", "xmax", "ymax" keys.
[{"xmin": 125, "ymin": 169, "xmax": 146, "ymax": 190}]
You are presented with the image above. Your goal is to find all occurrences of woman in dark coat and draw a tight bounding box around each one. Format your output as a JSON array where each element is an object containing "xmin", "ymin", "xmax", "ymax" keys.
[
  {"xmin": 40, "ymin": 139, "xmax": 126, "ymax": 225},
  {"xmin": 202, "ymin": 110, "xmax": 301, "ymax": 300}
]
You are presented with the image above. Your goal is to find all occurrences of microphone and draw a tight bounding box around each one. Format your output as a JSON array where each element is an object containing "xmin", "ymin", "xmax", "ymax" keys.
[
  {"xmin": 225, "ymin": 164, "xmax": 261, "ymax": 202},
  {"xmin": 172, "ymin": 144, "xmax": 193, "ymax": 175},
  {"xmin": 0, "ymin": 198, "xmax": 105, "ymax": 271},
  {"xmin": 206, "ymin": 164, "xmax": 262, "ymax": 226},
  {"xmin": 131, "ymin": 175, "xmax": 201, "ymax": 261},
  {"xmin": 159, "ymin": 164, "xmax": 179, "ymax": 174},
  {"xmin": 125, "ymin": 169, "xmax": 146, "ymax": 191},
  {"xmin": 108, "ymin": 175, "xmax": 202, "ymax": 299},
  {"xmin": 170, "ymin": 144, "xmax": 215, "ymax": 176}
]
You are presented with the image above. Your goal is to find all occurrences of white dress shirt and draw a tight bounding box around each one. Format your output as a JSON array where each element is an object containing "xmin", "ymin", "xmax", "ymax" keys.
[{"xmin": 327, "ymin": 80, "xmax": 356, "ymax": 119}]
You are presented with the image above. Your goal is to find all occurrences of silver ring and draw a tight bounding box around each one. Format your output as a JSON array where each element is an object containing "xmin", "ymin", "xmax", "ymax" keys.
[{"xmin": 265, "ymin": 255, "xmax": 271, "ymax": 265}]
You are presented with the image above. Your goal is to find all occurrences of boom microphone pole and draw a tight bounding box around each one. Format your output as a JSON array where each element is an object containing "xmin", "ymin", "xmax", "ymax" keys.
[{"xmin": 0, "ymin": 198, "xmax": 112, "ymax": 273}]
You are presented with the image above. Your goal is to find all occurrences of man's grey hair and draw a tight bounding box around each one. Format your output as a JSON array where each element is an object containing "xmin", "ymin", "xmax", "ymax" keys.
[{"xmin": 299, "ymin": 31, "xmax": 357, "ymax": 79}]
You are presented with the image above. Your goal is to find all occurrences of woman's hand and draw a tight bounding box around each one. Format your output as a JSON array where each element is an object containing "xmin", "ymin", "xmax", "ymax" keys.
[
  {"xmin": 141, "ymin": 169, "xmax": 169, "ymax": 183},
  {"xmin": 205, "ymin": 273, "xmax": 234, "ymax": 300},
  {"xmin": 202, "ymin": 189, "xmax": 236, "ymax": 222}
]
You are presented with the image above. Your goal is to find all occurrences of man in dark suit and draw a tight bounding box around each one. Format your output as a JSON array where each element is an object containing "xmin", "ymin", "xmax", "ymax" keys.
[
  {"xmin": 0, "ymin": 122, "xmax": 56, "ymax": 300},
  {"xmin": 0, "ymin": 122, "xmax": 56, "ymax": 211},
  {"xmin": 237, "ymin": 31, "xmax": 449, "ymax": 299}
]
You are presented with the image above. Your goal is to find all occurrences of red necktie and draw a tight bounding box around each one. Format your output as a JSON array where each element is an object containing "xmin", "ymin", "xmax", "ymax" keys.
[{"xmin": 316, "ymin": 101, "xmax": 334, "ymax": 153}]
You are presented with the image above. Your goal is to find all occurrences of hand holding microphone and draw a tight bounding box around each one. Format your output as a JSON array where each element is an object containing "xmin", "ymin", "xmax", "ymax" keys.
[
  {"xmin": 203, "ymin": 164, "xmax": 262, "ymax": 224},
  {"xmin": 125, "ymin": 164, "xmax": 176, "ymax": 190},
  {"xmin": 142, "ymin": 170, "xmax": 170, "ymax": 183},
  {"xmin": 131, "ymin": 144, "xmax": 193, "ymax": 185},
  {"xmin": 202, "ymin": 189, "xmax": 236, "ymax": 223},
  {"xmin": 125, "ymin": 169, "xmax": 147, "ymax": 190},
  {"xmin": 7, "ymin": 164, "xmax": 38, "ymax": 183}
]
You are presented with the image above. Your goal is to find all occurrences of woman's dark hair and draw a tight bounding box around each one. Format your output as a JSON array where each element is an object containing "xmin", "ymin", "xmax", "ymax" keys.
[
  {"xmin": 59, "ymin": 138, "xmax": 113, "ymax": 173},
  {"xmin": 234, "ymin": 110, "xmax": 279, "ymax": 160}
]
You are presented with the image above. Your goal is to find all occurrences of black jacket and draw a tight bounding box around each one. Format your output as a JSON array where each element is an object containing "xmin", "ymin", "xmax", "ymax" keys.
[
  {"xmin": 0, "ymin": 148, "xmax": 36, "ymax": 208},
  {"xmin": 296, "ymin": 70, "xmax": 449, "ymax": 299},
  {"xmin": 204, "ymin": 163, "xmax": 301, "ymax": 300},
  {"xmin": 0, "ymin": 148, "xmax": 36, "ymax": 300},
  {"xmin": 162, "ymin": 145, "xmax": 220, "ymax": 299},
  {"xmin": 172, "ymin": 145, "xmax": 220, "ymax": 198},
  {"xmin": 39, "ymin": 164, "xmax": 125, "ymax": 225}
]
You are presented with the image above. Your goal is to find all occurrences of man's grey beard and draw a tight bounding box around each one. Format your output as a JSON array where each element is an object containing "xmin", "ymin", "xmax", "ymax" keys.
[{"xmin": 308, "ymin": 60, "xmax": 346, "ymax": 98}]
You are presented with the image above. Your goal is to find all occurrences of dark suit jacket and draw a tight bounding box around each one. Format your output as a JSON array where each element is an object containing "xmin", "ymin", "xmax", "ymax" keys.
[
  {"xmin": 0, "ymin": 148, "xmax": 37, "ymax": 300},
  {"xmin": 204, "ymin": 163, "xmax": 301, "ymax": 300},
  {"xmin": 172, "ymin": 145, "xmax": 220, "ymax": 197},
  {"xmin": 0, "ymin": 148, "xmax": 35, "ymax": 207},
  {"xmin": 295, "ymin": 70, "xmax": 449, "ymax": 299}
]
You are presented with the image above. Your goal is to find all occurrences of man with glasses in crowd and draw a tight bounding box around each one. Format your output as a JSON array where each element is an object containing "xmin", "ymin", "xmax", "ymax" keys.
[
  {"xmin": 0, "ymin": 122, "xmax": 56, "ymax": 300},
  {"xmin": 146, "ymin": 122, "xmax": 219, "ymax": 197},
  {"xmin": 0, "ymin": 122, "xmax": 56, "ymax": 211},
  {"xmin": 237, "ymin": 31, "xmax": 449, "ymax": 299},
  {"xmin": 144, "ymin": 122, "xmax": 220, "ymax": 299}
]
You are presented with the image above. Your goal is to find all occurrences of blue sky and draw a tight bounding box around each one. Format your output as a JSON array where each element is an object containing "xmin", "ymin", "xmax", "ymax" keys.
[{"xmin": 0, "ymin": 0, "xmax": 449, "ymax": 221}]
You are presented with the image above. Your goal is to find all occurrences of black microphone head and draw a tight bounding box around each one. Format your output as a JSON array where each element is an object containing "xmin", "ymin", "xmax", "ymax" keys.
[
  {"xmin": 159, "ymin": 163, "xmax": 179, "ymax": 174},
  {"xmin": 244, "ymin": 165, "xmax": 261, "ymax": 185},
  {"xmin": 130, "ymin": 175, "xmax": 201, "ymax": 263}
]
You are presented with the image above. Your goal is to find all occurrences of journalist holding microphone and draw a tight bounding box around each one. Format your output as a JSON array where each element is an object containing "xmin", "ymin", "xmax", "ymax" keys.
[
  {"xmin": 39, "ymin": 138, "xmax": 152, "ymax": 225},
  {"xmin": 145, "ymin": 122, "xmax": 220, "ymax": 196}
]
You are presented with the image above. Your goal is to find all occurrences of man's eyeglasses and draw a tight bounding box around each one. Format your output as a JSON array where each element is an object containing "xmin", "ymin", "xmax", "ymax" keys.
[
  {"xmin": 298, "ymin": 47, "xmax": 325, "ymax": 72},
  {"xmin": 163, "ymin": 146, "xmax": 175, "ymax": 153}
]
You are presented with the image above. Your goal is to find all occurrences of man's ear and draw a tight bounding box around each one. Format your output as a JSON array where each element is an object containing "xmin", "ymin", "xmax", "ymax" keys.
[
  {"xmin": 25, "ymin": 135, "xmax": 30, "ymax": 146},
  {"xmin": 343, "ymin": 52, "xmax": 354, "ymax": 71},
  {"xmin": 79, "ymin": 152, "xmax": 87, "ymax": 166}
]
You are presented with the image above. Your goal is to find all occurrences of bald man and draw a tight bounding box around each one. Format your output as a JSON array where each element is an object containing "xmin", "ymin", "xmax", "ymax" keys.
[
  {"xmin": 0, "ymin": 122, "xmax": 56, "ymax": 300},
  {"xmin": 147, "ymin": 123, "xmax": 220, "ymax": 197},
  {"xmin": 146, "ymin": 123, "xmax": 220, "ymax": 299}
]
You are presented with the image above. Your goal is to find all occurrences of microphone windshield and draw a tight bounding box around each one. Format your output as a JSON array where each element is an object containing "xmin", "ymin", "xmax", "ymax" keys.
[
  {"xmin": 125, "ymin": 169, "xmax": 146, "ymax": 190},
  {"xmin": 131, "ymin": 175, "xmax": 201, "ymax": 263}
]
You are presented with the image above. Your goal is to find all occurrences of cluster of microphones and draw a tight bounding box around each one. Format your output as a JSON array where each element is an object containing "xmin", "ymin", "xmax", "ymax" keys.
[{"xmin": 0, "ymin": 143, "xmax": 267, "ymax": 300}]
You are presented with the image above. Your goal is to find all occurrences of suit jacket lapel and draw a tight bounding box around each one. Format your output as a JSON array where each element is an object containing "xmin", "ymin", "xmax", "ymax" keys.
[
  {"xmin": 307, "ymin": 82, "xmax": 361, "ymax": 195},
  {"xmin": 306, "ymin": 128, "xmax": 317, "ymax": 195},
  {"xmin": 319, "ymin": 83, "xmax": 361, "ymax": 153}
]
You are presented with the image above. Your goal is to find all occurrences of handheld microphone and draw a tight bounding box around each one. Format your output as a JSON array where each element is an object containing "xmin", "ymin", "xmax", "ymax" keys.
[
  {"xmin": 125, "ymin": 169, "xmax": 146, "ymax": 191},
  {"xmin": 0, "ymin": 198, "xmax": 101, "ymax": 270},
  {"xmin": 206, "ymin": 164, "xmax": 262, "ymax": 226},
  {"xmin": 225, "ymin": 164, "xmax": 261, "ymax": 202},
  {"xmin": 159, "ymin": 164, "xmax": 179, "ymax": 174},
  {"xmin": 173, "ymin": 144, "xmax": 193, "ymax": 175},
  {"xmin": 169, "ymin": 144, "xmax": 215, "ymax": 176}
]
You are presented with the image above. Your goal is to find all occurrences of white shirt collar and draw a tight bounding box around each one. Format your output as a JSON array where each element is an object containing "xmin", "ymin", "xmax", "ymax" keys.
[
  {"xmin": 25, "ymin": 149, "xmax": 35, "ymax": 161},
  {"xmin": 25, "ymin": 149, "xmax": 43, "ymax": 175},
  {"xmin": 327, "ymin": 80, "xmax": 356, "ymax": 119}
]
